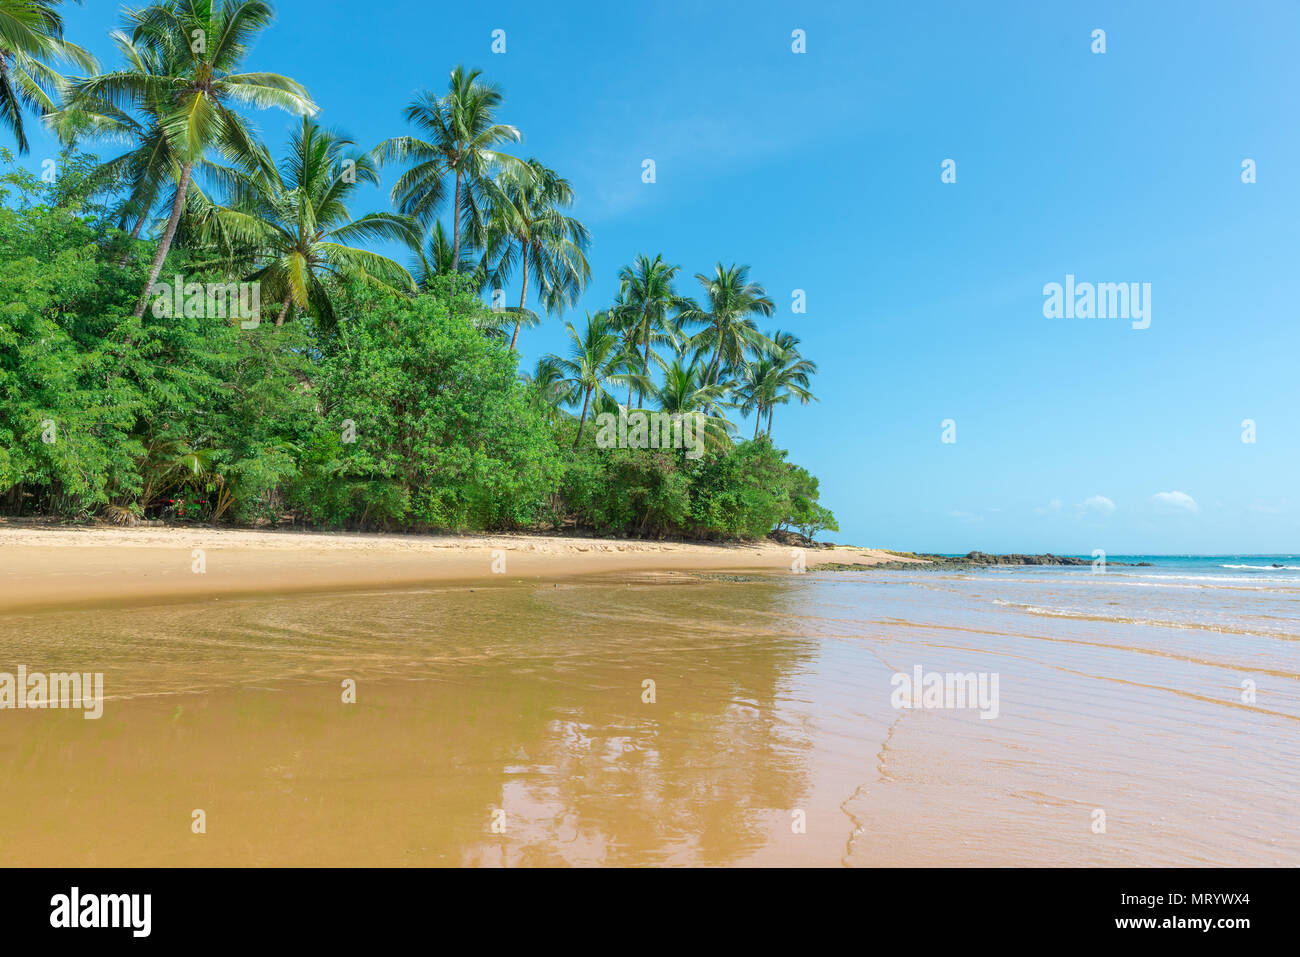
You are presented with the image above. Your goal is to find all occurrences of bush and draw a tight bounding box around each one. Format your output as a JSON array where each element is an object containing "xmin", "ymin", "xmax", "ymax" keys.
[{"xmin": 290, "ymin": 279, "xmax": 562, "ymax": 530}]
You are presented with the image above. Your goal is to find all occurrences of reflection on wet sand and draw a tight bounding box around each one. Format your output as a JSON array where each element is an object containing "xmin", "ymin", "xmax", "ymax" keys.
[
  {"xmin": 1, "ymin": 570, "xmax": 1296, "ymax": 866},
  {"xmin": 0, "ymin": 579, "xmax": 826, "ymax": 866}
]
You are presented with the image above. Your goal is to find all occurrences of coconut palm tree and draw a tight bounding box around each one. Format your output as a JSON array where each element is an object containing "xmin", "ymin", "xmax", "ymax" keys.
[
  {"xmin": 0, "ymin": 0, "xmax": 96, "ymax": 153},
  {"xmin": 737, "ymin": 330, "xmax": 817, "ymax": 438},
  {"xmin": 680, "ymin": 263, "xmax": 775, "ymax": 385},
  {"xmin": 736, "ymin": 353, "xmax": 775, "ymax": 439},
  {"xmin": 610, "ymin": 254, "xmax": 687, "ymax": 408},
  {"xmin": 520, "ymin": 355, "xmax": 572, "ymax": 425},
  {"xmin": 654, "ymin": 358, "xmax": 730, "ymax": 415},
  {"xmin": 192, "ymin": 118, "xmax": 419, "ymax": 327},
  {"xmin": 412, "ymin": 220, "xmax": 487, "ymax": 292},
  {"xmin": 50, "ymin": 91, "xmax": 168, "ymax": 252},
  {"xmin": 650, "ymin": 357, "xmax": 735, "ymax": 451},
  {"xmin": 49, "ymin": 28, "xmax": 229, "ymax": 261},
  {"xmin": 373, "ymin": 64, "xmax": 525, "ymax": 271},
  {"xmin": 65, "ymin": 0, "xmax": 317, "ymax": 317},
  {"xmin": 483, "ymin": 157, "xmax": 590, "ymax": 350},
  {"xmin": 547, "ymin": 311, "xmax": 647, "ymax": 447}
]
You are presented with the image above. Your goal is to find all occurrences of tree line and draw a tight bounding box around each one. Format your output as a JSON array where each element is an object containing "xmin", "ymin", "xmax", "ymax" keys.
[{"xmin": 0, "ymin": 0, "xmax": 837, "ymax": 542}]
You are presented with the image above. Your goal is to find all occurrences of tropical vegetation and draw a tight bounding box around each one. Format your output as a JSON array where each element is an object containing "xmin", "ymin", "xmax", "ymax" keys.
[{"xmin": 0, "ymin": 0, "xmax": 834, "ymax": 543}]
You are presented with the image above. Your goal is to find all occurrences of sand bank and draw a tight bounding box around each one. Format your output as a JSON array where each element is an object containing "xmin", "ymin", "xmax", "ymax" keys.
[{"xmin": 0, "ymin": 524, "xmax": 922, "ymax": 613}]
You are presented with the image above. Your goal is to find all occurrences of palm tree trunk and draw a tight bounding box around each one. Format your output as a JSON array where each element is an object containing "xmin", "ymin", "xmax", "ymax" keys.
[
  {"xmin": 627, "ymin": 321, "xmax": 642, "ymax": 408},
  {"xmin": 274, "ymin": 291, "xmax": 293, "ymax": 328},
  {"xmin": 641, "ymin": 328, "xmax": 652, "ymax": 408},
  {"xmin": 754, "ymin": 409, "xmax": 761, "ymax": 439},
  {"xmin": 133, "ymin": 162, "xmax": 192, "ymax": 319},
  {"xmin": 707, "ymin": 342, "xmax": 721, "ymax": 384},
  {"xmin": 766, "ymin": 407, "xmax": 774, "ymax": 436},
  {"xmin": 509, "ymin": 243, "xmax": 529, "ymax": 351},
  {"xmin": 574, "ymin": 387, "xmax": 592, "ymax": 448},
  {"xmin": 450, "ymin": 170, "xmax": 463, "ymax": 271}
]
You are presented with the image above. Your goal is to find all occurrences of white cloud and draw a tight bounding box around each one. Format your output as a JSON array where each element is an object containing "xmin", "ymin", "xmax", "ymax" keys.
[
  {"xmin": 949, "ymin": 510, "xmax": 982, "ymax": 523},
  {"xmin": 1152, "ymin": 491, "xmax": 1199, "ymax": 513},
  {"xmin": 1036, "ymin": 496, "xmax": 1114, "ymax": 516},
  {"xmin": 1081, "ymin": 495, "xmax": 1117, "ymax": 515}
]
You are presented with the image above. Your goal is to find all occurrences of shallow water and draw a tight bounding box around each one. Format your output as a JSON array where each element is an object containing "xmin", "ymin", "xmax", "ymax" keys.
[{"xmin": 1, "ymin": 563, "xmax": 1297, "ymax": 866}]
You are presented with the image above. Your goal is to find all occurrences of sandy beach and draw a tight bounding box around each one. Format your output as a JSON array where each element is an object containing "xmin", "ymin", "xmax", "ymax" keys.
[
  {"xmin": 1, "ymin": 524, "xmax": 1297, "ymax": 867},
  {"xmin": 0, "ymin": 523, "xmax": 919, "ymax": 614}
]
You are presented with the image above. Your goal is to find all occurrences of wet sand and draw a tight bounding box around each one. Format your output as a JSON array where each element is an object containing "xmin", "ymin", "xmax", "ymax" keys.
[{"xmin": 1, "ymin": 535, "xmax": 1296, "ymax": 867}]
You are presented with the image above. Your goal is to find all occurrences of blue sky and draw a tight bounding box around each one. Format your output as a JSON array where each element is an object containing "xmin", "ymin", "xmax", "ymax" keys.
[{"xmin": 16, "ymin": 0, "xmax": 1300, "ymax": 552}]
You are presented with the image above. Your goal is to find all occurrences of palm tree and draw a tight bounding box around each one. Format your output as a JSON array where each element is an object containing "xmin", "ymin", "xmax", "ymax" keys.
[
  {"xmin": 412, "ymin": 220, "xmax": 486, "ymax": 291},
  {"xmin": 737, "ymin": 330, "xmax": 817, "ymax": 438},
  {"xmin": 192, "ymin": 118, "xmax": 419, "ymax": 327},
  {"xmin": 680, "ymin": 263, "xmax": 775, "ymax": 385},
  {"xmin": 736, "ymin": 353, "xmax": 775, "ymax": 439},
  {"xmin": 51, "ymin": 88, "xmax": 168, "ymax": 252},
  {"xmin": 66, "ymin": 0, "xmax": 317, "ymax": 318},
  {"xmin": 548, "ymin": 311, "xmax": 646, "ymax": 447},
  {"xmin": 483, "ymin": 157, "xmax": 590, "ymax": 351},
  {"xmin": 611, "ymin": 254, "xmax": 687, "ymax": 407},
  {"xmin": 49, "ymin": 29, "xmax": 227, "ymax": 261},
  {"xmin": 373, "ymin": 64, "xmax": 524, "ymax": 271},
  {"xmin": 0, "ymin": 0, "xmax": 95, "ymax": 153},
  {"xmin": 650, "ymin": 357, "xmax": 735, "ymax": 451},
  {"xmin": 520, "ymin": 355, "xmax": 572, "ymax": 425}
]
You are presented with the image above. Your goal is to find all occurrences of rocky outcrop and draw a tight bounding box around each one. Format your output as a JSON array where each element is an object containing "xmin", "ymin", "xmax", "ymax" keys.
[{"xmin": 813, "ymin": 551, "xmax": 1152, "ymax": 572}]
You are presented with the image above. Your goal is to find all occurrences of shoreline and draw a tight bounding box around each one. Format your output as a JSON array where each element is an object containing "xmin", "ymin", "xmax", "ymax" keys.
[{"xmin": 0, "ymin": 524, "xmax": 922, "ymax": 614}]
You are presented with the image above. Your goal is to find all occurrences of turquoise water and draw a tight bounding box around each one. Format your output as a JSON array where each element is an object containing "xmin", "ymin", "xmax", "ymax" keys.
[
  {"xmin": 938, "ymin": 554, "xmax": 1300, "ymax": 572},
  {"xmin": 1106, "ymin": 555, "xmax": 1300, "ymax": 572}
]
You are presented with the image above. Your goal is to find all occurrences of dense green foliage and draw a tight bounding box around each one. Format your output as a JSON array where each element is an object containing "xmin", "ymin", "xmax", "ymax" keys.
[
  {"xmin": 559, "ymin": 437, "xmax": 805, "ymax": 540},
  {"xmin": 0, "ymin": 0, "xmax": 837, "ymax": 542},
  {"xmin": 0, "ymin": 155, "xmax": 835, "ymax": 539},
  {"xmin": 292, "ymin": 277, "xmax": 561, "ymax": 529}
]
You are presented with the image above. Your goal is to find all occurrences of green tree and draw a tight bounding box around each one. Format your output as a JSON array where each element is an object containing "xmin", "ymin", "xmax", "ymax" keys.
[
  {"xmin": 736, "ymin": 330, "xmax": 817, "ymax": 438},
  {"xmin": 687, "ymin": 439, "xmax": 794, "ymax": 539},
  {"xmin": 373, "ymin": 64, "xmax": 523, "ymax": 271},
  {"xmin": 413, "ymin": 220, "xmax": 486, "ymax": 291},
  {"xmin": 782, "ymin": 464, "xmax": 838, "ymax": 542},
  {"xmin": 611, "ymin": 253, "xmax": 686, "ymax": 407},
  {"xmin": 0, "ymin": 153, "xmax": 140, "ymax": 513},
  {"xmin": 299, "ymin": 278, "xmax": 561, "ymax": 529},
  {"xmin": 548, "ymin": 311, "xmax": 646, "ymax": 447},
  {"xmin": 49, "ymin": 26, "xmax": 229, "ymax": 258},
  {"xmin": 681, "ymin": 262, "xmax": 775, "ymax": 385},
  {"xmin": 68, "ymin": 0, "xmax": 316, "ymax": 317},
  {"xmin": 521, "ymin": 355, "xmax": 572, "ymax": 425},
  {"xmin": 484, "ymin": 157, "xmax": 590, "ymax": 350},
  {"xmin": 194, "ymin": 118, "xmax": 419, "ymax": 327},
  {"xmin": 0, "ymin": 0, "xmax": 95, "ymax": 153},
  {"xmin": 650, "ymin": 357, "xmax": 734, "ymax": 451}
]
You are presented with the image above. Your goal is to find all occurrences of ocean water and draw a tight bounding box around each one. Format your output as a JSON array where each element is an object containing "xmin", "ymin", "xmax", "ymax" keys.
[{"xmin": 0, "ymin": 557, "xmax": 1296, "ymax": 866}]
